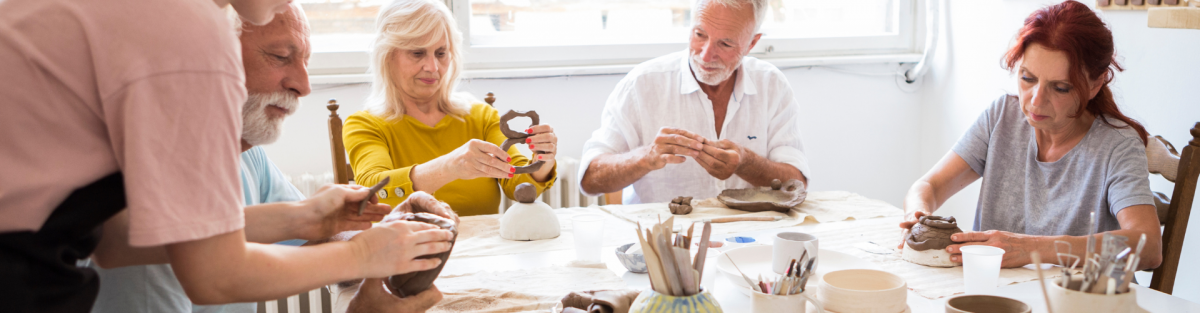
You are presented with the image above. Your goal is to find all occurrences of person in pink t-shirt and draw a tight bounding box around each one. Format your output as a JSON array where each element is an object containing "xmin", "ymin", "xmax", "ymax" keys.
[{"xmin": 0, "ymin": 0, "xmax": 453, "ymax": 312}]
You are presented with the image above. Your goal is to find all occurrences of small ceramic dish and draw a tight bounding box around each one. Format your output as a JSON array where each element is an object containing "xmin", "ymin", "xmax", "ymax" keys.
[
  {"xmin": 615, "ymin": 243, "xmax": 648, "ymax": 273},
  {"xmin": 817, "ymin": 269, "xmax": 907, "ymax": 313}
]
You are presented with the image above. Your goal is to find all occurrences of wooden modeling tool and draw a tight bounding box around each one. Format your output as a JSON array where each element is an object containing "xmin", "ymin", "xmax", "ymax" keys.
[{"xmin": 359, "ymin": 176, "xmax": 390, "ymax": 216}]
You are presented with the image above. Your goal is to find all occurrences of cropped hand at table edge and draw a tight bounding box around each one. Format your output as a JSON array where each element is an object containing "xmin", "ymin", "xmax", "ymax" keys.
[{"xmin": 347, "ymin": 278, "xmax": 442, "ymax": 313}]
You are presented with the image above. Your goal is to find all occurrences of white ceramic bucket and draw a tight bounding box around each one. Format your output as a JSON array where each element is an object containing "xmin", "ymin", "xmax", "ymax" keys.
[
  {"xmin": 817, "ymin": 269, "xmax": 907, "ymax": 313},
  {"xmin": 1047, "ymin": 277, "xmax": 1136, "ymax": 313},
  {"xmin": 750, "ymin": 291, "xmax": 825, "ymax": 313}
]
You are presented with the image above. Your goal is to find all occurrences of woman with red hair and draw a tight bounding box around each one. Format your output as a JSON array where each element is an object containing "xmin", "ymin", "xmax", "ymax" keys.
[{"xmin": 898, "ymin": 0, "xmax": 1162, "ymax": 269}]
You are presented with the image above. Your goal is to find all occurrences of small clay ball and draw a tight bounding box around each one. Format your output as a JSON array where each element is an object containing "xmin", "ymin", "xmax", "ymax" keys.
[
  {"xmin": 669, "ymin": 196, "xmax": 693, "ymax": 214},
  {"xmin": 771, "ymin": 179, "xmax": 782, "ymax": 190},
  {"xmin": 514, "ymin": 183, "xmax": 537, "ymax": 203}
]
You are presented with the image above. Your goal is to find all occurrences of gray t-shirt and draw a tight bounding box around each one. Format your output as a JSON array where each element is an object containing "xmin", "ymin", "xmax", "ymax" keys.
[{"xmin": 952, "ymin": 95, "xmax": 1153, "ymax": 236}]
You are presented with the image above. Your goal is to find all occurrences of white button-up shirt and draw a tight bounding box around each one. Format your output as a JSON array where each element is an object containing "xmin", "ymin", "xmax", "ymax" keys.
[{"xmin": 578, "ymin": 50, "xmax": 811, "ymax": 204}]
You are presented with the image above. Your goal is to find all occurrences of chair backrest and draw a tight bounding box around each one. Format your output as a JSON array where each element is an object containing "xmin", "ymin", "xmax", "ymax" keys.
[
  {"xmin": 1150, "ymin": 122, "xmax": 1200, "ymax": 294},
  {"xmin": 327, "ymin": 99, "xmax": 352, "ymax": 185}
]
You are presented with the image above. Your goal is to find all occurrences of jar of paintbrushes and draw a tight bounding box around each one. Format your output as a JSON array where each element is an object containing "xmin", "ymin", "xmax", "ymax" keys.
[
  {"xmin": 628, "ymin": 217, "xmax": 723, "ymax": 313},
  {"xmin": 748, "ymin": 245, "xmax": 825, "ymax": 313}
]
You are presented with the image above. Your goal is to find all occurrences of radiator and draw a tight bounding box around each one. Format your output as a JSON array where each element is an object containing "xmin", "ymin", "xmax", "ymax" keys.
[{"xmin": 286, "ymin": 156, "xmax": 603, "ymax": 212}]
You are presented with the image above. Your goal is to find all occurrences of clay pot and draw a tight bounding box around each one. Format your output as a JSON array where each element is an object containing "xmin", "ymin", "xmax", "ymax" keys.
[
  {"xmin": 717, "ymin": 179, "xmax": 807, "ymax": 213},
  {"xmin": 944, "ymin": 295, "xmax": 1030, "ymax": 313},
  {"xmin": 628, "ymin": 289, "xmax": 722, "ymax": 313},
  {"xmin": 817, "ymin": 269, "xmax": 907, "ymax": 313},
  {"xmin": 386, "ymin": 212, "xmax": 458, "ymax": 297},
  {"xmin": 902, "ymin": 216, "xmax": 963, "ymax": 267},
  {"xmin": 1047, "ymin": 277, "xmax": 1137, "ymax": 313}
]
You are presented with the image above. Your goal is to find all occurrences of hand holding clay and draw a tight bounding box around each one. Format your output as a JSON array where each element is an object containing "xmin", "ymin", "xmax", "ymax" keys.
[
  {"xmin": 901, "ymin": 215, "xmax": 963, "ymax": 267},
  {"xmin": 296, "ymin": 184, "xmax": 393, "ymax": 241},
  {"xmin": 642, "ymin": 127, "xmax": 705, "ymax": 170},
  {"xmin": 897, "ymin": 211, "xmax": 931, "ymax": 248},
  {"xmin": 694, "ymin": 139, "xmax": 743, "ymax": 180},
  {"xmin": 347, "ymin": 278, "xmax": 442, "ymax": 313},
  {"xmin": 348, "ymin": 218, "xmax": 454, "ymax": 279},
  {"xmin": 946, "ymin": 230, "xmax": 1039, "ymax": 268},
  {"xmin": 525, "ymin": 124, "xmax": 558, "ymax": 169},
  {"xmin": 438, "ymin": 139, "xmax": 515, "ymax": 180},
  {"xmin": 396, "ymin": 191, "xmax": 459, "ymax": 225}
]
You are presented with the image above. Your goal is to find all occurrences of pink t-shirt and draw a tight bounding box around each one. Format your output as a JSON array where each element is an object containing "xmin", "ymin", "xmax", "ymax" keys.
[{"xmin": 0, "ymin": 0, "xmax": 246, "ymax": 247}]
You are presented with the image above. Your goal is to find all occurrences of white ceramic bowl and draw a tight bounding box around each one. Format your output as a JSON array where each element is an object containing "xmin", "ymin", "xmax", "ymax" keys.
[
  {"xmin": 817, "ymin": 269, "xmax": 907, "ymax": 313},
  {"xmin": 1048, "ymin": 277, "xmax": 1137, "ymax": 313}
]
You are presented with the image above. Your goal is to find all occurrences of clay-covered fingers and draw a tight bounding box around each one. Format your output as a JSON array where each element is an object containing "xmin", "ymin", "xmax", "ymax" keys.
[
  {"xmin": 397, "ymin": 191, "xmax": 458, "ymax": 223},
  {"xmin": 353, "ymin": 221, "xmax": 454, "ymax": 277}
]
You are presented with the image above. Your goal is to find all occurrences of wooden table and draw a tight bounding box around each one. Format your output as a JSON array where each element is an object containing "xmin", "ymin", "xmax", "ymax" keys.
[{"xmin": 440, "ymin": 214, "xmax": 1200, "ymax": 313}]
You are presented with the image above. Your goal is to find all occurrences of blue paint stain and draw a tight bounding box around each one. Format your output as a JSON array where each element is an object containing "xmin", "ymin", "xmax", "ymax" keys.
[
  {"xmin": 726, "ymin": 236, "xmax": 755, "ymax": 243},
  {"xmin": 747, "ymin": 136, "xmax": 757, "ymax": 140}
]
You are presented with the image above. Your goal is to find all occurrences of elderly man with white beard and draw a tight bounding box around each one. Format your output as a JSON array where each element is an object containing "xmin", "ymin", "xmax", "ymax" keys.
[
  {"xmin": 578, "ymin": 0, "xmax": 811, "ymax": 204},
  {"xmin": 89, "ymin": 4, "xmax": 444, "ymax": 313}
]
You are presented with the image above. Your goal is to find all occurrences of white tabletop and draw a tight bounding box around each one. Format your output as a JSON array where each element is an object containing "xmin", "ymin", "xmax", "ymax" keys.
[{"xmin": 441, "ymin": 216, "xmax": 1199, "ymax": 313}]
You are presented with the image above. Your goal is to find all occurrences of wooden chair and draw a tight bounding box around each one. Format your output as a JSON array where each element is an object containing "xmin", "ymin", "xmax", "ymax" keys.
[
  {"xmin": 1150, "ymin": 122, "xmax": 1200, "ymax": 294},
  {"xmin": 327, "ymin": 99, "xmax": 354, "ymax": 185}
]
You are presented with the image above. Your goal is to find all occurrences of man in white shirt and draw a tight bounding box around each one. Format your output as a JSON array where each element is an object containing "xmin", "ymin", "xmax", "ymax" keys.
[{"xmin": 578, "ymin": 0, "xmax": 810, "ymax": 204}]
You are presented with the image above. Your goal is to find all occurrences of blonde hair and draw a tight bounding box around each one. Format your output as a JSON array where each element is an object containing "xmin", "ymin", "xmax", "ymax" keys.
[{"xmin": 366, "ymin": 0, "xmax": 469, "ymax": 120}]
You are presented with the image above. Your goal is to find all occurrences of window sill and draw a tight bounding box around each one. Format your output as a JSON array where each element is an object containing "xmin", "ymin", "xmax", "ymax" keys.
[{"xmin": 309, "ymin": 53, "xmax": 923, "ymax": 85}]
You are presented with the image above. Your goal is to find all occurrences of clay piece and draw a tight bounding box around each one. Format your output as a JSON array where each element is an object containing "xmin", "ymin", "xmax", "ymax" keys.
[
  {"xmin": 669, "ymin": 196, "xmax": 693, "ymax": 215},
  {"xmin": 499, "ymin": 183, "xmax": 561, "ymax": 241},
  {"xmin": 498, "ymin": 110, "xmax": 545, "ymax": 174},
  {"xmin": 717, "ymin": 179, "xmax": 807, "ymax": 213},
  {"xmin": 901, "ymin": 215, "xmax": 963, "ymax": 267},
  {"xmin": 387, "ymin": 212, "xmax": 458, "ymax": 297}
]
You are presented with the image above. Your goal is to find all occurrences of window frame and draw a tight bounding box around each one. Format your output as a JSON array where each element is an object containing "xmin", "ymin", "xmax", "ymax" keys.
[{"xmin": 305, "ymin": 0, "xmax": 925, "ymax": 80}]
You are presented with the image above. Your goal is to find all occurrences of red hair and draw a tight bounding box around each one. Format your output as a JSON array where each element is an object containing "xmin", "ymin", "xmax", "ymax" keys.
[{"xmin": 1002, "ymin": 0, "xmax": 1147, "ymax": 145}]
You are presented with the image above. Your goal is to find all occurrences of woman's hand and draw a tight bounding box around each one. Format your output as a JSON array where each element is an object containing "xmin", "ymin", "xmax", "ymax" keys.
[
  {"xmin": 349, "ymin": 220, "xmax": 455, "ymax": 278},
  {"xmin": 897, "ymin": 210, "xmax": 930, "ymax": 248},
  {"xmin": 396, "ymin": 191, "xmax": 459, "ymax": 225},
  {"xmin": 526, "ymin": 124, "xmax": 557, "ymax": 182},
  {"xmin": 444, "ymin": 139, "xmax": 515, "ymax": 180},
  {"xmin": 347, "ymin": 278, "xmax": 443, "ymax": 313},
  {"xmin": 295, "ymin": 184, "xmax": 393, "ymax": 241},
  {"xmin": 946, "ymin": 230, "xmax": 1045, "ymax": 268}
]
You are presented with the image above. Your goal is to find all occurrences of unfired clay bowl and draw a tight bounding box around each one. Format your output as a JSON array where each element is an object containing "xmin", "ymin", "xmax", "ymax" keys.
[
  {"xmin": 1048, "ymin": 277, "xmax": 1138, "ymax": 313},
  {"xmin": 817, "ymin": 269, "xmax": 907, "ymax": 313},
  {"xmin": 717, "ymin": 179, "xmax": 807, "ymax": 213},
  {"xmin": 386, "ymin": 212, "xmax": 457, "ymax": 297}
]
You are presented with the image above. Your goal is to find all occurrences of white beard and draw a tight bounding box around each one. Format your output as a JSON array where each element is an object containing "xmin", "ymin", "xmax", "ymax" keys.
[
  {"xmin": 689, "ymin": 54, "xmax": 740, "ymax": 86},
  {"xmin": 242, "ymin": 92, "xmax": 298, "ymax": 146}
]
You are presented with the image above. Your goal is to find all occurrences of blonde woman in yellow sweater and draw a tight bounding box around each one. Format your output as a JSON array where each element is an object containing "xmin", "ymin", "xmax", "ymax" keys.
[{"xmin": 344, "ymin": 0, "xmax": 557, "ymax": 217}]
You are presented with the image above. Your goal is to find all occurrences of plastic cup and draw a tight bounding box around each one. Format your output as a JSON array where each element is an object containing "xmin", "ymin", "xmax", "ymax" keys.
[
  {"xmin": 960, "ymin": 245, "xmax": 1004, "ymax": 294},
  {"xmin": 571, "ymin": 214, "xmax": 605, "ymax": 262}
]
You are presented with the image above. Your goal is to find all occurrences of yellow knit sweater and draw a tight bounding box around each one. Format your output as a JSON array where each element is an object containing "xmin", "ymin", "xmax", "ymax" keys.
[{"xmin": 343, "ymin": 103, "xmax": 555, "ymax": 217}]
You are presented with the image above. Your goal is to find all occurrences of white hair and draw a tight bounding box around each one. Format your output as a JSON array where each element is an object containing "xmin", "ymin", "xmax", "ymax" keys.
[
  {"xmin": 365, "ymin": 0, "xmax": 470, "ymax": 120},
  {"xmin": 693, "ymin": 0, "xmax": 768, "ymax": 33}
]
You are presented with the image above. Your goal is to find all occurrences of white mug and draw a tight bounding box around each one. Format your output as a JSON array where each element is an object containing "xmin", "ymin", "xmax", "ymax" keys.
[
  {"xmin": 750, "ymin": 290, "xmax": 825, "ymax": 313},
  {"xmin": 773, "ymin": 232, "xmax": 818, "ymax": 274}
]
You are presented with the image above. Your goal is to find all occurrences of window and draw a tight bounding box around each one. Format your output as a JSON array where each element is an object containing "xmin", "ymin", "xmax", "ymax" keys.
[{"xmin": 300, "ymin": 0, "xmax": 919, "ymax": 76}]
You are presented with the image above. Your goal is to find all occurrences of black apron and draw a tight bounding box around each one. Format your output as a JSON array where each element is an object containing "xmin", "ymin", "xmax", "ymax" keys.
[{"xmin": 0, "ymin": 173, "xmax": 126, "ymax": 313}]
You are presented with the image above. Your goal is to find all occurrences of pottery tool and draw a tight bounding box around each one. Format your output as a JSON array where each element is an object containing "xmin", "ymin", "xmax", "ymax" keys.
[
  {"xmin": 725, "ymin": 253, "xmax": 761, "ymax": 293},
  {"xmin": 699, "ymin": 216, "xmax": 785, "ymax": 223},
  {"xmin": 636, "ymin": 222, "xmax": 670, "ymax": 295},
  {"xmin": 1031, "ymin": 252, "xmax": 1055, "ymax": 313},
  {"xmin": 358, "ymin": 176, "xmax": 390, "ymax": 216},
  {"xmin": 692, "ymin": 222, "xmax": 712, "ymax": 282}
]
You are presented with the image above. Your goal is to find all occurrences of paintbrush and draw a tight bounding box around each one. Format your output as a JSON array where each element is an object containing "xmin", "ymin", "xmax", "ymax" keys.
[
  {"xmin": 358, "ymin": 176, "xmax": 390, "ymax": 216},
  {"xmin": 1031, "ymin": 252, "xmax": 1055, "ymax": 313}
]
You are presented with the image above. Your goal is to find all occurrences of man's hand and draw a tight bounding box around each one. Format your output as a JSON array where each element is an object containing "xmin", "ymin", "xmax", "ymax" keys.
[
  {"xmin": 694, "ymin": 139, "xmax": 743, "ymax": 180},
  {"xmin": 396, "ymin": 191, "xmax": 459, "ymax": 225},
  {"xmin": 350, "ymin": 220, "xmax": 454, "ymax": 278},
  {"xmin": 641, "ymin": 127, "xmax": 705, "ymax": 170},
  {"xmin": 295, "ymin": 184, "xmax": 393, "ymax": 241},
  {"xmin": 347, "ymin": 278, "xmax": 442, "ymax": 313},
  {"xmin": 945, "ymin": 230, "xmax": 1043, "ymax": 268}
]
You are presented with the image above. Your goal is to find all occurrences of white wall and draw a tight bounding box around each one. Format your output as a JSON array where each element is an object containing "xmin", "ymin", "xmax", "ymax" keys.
[
  {"xmin": 920, "ymin": 0, "xmax": 1200, "ymax": 301},
  {"xmin": 263, "ymin": 0, "xmax": 1199, "ymax": 299}
]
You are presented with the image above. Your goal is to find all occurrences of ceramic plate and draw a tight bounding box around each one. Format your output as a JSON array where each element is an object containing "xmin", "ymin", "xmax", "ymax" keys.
[{"xmin": 715, "ymin": 245, "xmax": 880, "ymax": 296}]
